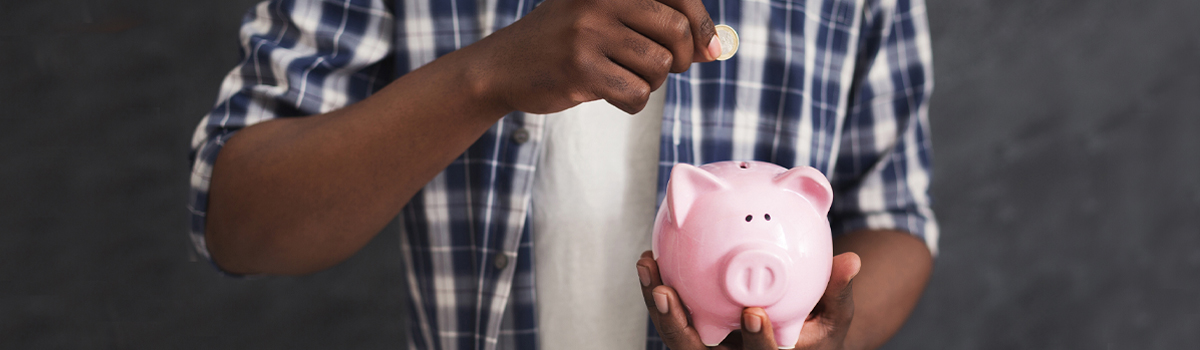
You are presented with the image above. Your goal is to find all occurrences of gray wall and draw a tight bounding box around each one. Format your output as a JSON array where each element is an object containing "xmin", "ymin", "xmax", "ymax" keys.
[
  {"xmin": 2, "ymin": 0, "xmax": 1197, "ymax": 348},
  {"xmin": 896, "ymin": 0, "xmax": 1200, "ymax": 348}
]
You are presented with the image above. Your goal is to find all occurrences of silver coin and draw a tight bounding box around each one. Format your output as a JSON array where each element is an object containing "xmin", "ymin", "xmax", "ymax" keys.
[{"xmin": 714, "ymin": 24, "xmax": 739, "ymax": 60}]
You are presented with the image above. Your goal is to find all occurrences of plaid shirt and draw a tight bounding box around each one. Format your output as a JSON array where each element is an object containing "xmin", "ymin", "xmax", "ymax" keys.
[{"xmin": 188, "ymin": 0, "xmax": 938, "ymax": 349}]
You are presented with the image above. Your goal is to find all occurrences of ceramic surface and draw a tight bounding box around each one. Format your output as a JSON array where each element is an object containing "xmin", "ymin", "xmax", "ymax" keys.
[{"xmin": 652, "ymin": 161, "xmax": 834, "ymax": 348}]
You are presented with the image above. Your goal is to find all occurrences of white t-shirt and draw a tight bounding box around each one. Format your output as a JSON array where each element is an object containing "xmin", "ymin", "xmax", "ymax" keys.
[{"xmin": 531, "ymin": 88, "xmax": 666, "ymax": 350}]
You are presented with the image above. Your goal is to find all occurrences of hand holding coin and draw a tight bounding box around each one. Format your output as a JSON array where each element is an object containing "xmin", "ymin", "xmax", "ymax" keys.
[
  {"xmin": 471, "ymin": 0, "xmax": 733, "ymax": 114},
  {"xmin": 714, "ymin": 24, "xmax": 739, "ymax": 60}
]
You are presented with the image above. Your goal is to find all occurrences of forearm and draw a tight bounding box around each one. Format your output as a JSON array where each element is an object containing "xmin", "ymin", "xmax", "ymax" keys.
[
  {"xmin": 833, "ymin": 229, "xmax": 932, "ymax": 350},
  {"xmin": 205, "ymin": 44, "xmax": 509, "ymax": 276}
]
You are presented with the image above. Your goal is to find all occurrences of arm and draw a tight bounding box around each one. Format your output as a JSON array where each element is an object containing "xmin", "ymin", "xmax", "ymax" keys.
[
  {"xmin": 194, "ymin": 0, "xmax": 724, "ymax": 275},
  {"xmin": 204, "ymin": 43, "xmax": 509, "ymax": 275},
  {"xmin": 825, "ymin": 0, "xmax": 938, "ymax": 346},
  {"xmin": 833, "ymin": 229, "xmax": 932, "ymax": 350}
]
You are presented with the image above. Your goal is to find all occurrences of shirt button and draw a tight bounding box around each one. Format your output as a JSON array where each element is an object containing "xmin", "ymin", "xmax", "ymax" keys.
[
  {"xmin": 510, "ymin": 128, "xmax": 530, "ymax": 144},
  {"xmin": 493, "ymin": 253, "xmax": 509, "ymax": 270}
]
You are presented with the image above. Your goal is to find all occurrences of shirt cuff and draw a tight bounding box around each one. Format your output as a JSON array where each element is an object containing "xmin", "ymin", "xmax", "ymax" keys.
[{"xmin": 187, "ymin": 131, "xmax": 258, "ymax": 278}]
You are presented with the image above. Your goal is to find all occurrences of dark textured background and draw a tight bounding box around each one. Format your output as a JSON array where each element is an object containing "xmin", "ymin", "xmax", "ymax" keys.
[{"xmin": 2, "ymin": 0, "xmax": 1197, "ymax": 348}]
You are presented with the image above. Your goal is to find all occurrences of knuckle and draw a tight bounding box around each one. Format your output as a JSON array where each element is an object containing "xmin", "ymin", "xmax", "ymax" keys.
[
  {"xmin": 697, "ymin": 16, "xmax": 715, "ymax": 38},
  {"xmin": 568, "ymin": 16, "xmax": 601, "ymax": 41},
  {"xmin": 649, "ymin": 75, "xmax": 667, "ymax": 91},
  {"xmin": 598, "ymin": 74, "xmax": 637, "ymax": 112},
  {"xmin": 570, "ymin": 53, "xmax": 587, "ymax": 70},
  {"xmin": 569, "ymin": 48, "xmax": 597, "ymax": 71},
  {"xmin": 664, "ymin": 14, "xmax": 693, "ymax": 70},
  {"xmin": 602, "ymin": 73, "xmax": 630, "ymax": 91},
  {"xmin": 652, "ymin": 48, "xmax": 673, "ymax": 72},
  {"xmin": 613, "ymin": 90, "xmax": 649, "ymax": 114},
  {"xmin": 567, "ymin": 89, "xmax": 594, "ymax": 104},
  {"xmin": 670, "ymin": 61, "xmax": 689, "ymax": 74},
  {"xmin": 670, "ymin": 14, "xmax": 692, "ymax": 41},
  {"xmin": 838, "ymin": 285, "xmax": 855, "ymax": 302},
  {"xmin": 625, "ymin": 36, "xmax": 650, "ymax": 56},
  {"xmin": 670, "ymin": 51, "xmax": 691, "ymax": 73},
  {"xmin": 626, "ymin": 82, "xmax": 650, "ymax": 105},
  {"xmin": 634, "ymin": 0, "xmax": 660, "ymax": 12},
  {"xmin": 652, "ymin": 70, "xmax": 672, "ymax": 90},
  {"xmin": 656, "ymin": 322, "xmax": 688, "ymax": 341},
  {"xmin": 642, "ymin": 296, "xmax": 657, "ymax": 309}
]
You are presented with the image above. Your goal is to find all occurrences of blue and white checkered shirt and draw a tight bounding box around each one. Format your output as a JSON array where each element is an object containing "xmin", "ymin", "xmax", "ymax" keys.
[{"xmin": 188, "ymin": 0, "xmax": 937, "ymax": 349}]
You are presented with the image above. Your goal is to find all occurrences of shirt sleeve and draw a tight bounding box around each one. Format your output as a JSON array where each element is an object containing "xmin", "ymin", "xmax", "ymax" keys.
[
  {"xmin": 187, "ymin": 0, "xmax": 394, "ymax": 267},
  {"xmin": 828, "ymin": 0, "xmax": 939, "ymax": 255}
]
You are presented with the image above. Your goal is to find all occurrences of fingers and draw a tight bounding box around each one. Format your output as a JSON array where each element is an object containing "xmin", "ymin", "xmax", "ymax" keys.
[
  {"xmin": 654, "ymin": 0, "xmax": 719, "ymax": 63},
  {"xmin": 486, "ymin": 0, "xmax": 716, "ymax": 113},
  {"xmin": 617, "ymin": 0, "xmax": 718, "ymax": 72},
  {"xmin": 589, "ymin": 59, "xmax": 653, "ymax": 113},
  {"xmin": 741, "ymin": 307, "xmax": 780, "ymax": 350},
  {"xmin": 636, "ymin": 251, "xmax": 663, "ymax": 306},
  {"xmin": 604, "ymin": 27, "xmax": 674, "ymax": 90},
  {"xmin": 637, "ymin": 251, "xmax": 709, "ymax": 349},
  {"xmin": 617, "ymin": 0, "xmax": 696, "ymax": 73},
  {"xmin": 795, "ymin": 252, "xmax": 860, "ymax": 348},
  {"xmin": 650, "ymin": 285, "xmax": 710, "ymax": 349},
  {"xmin": 824, "ymin": 252, "xmax": 862, "ymax": 319}
]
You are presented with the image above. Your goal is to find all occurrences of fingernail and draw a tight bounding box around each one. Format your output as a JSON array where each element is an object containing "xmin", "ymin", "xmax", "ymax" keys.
[
  {"xmin": 653, "ymin": 292, "xmax": 669, "ymax": 314},
  {"xmin": 744, "ymin": 313, "xmax": 762, "ymax": 333},
  {"xmin": 637, "ymin": 266, "xmax": 651, "ymax": 287},
  {"xmin": 707, "ymin": 35, "xmax": 722, "ymax": 60}
]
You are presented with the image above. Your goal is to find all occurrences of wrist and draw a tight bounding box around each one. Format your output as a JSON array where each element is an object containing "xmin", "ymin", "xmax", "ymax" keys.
[{"xmin": 451, "ymin": 39, "xmax": 514, "ymax": 119}]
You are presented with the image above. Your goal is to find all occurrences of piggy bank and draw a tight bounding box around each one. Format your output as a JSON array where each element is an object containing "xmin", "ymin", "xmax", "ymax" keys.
[{"xmin": 652, "ymin": 161, "xmax": 834, "ymax": 348}]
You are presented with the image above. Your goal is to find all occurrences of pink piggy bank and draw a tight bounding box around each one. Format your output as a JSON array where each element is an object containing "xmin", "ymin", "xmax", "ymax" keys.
[{"xmin": 652, "ymin": 161, "xmax": 834, "ymax": 348}]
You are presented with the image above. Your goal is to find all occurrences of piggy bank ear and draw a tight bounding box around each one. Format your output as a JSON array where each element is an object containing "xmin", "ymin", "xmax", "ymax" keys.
[
  {"xmin": 773, "ymin": 166, "xmax": 833, "ymax": 215},
  {"xmin": 667, "ymin": 163, "xmax": 728, "ymax": 227}
]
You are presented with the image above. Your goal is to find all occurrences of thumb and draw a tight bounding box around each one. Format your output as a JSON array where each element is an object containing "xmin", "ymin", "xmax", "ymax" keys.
[
  {"xmin": 796, "ymin": 252, "xmax": 861, "ymax": 349},
  {"xmin": 823, "ymin": 252, "xmax": 861, "ymax": 322}
]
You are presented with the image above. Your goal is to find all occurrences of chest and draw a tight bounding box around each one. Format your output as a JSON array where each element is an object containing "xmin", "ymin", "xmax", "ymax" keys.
[{"xmin": 391, "ymin": 0, "xmax": 866, "ymax": 169}]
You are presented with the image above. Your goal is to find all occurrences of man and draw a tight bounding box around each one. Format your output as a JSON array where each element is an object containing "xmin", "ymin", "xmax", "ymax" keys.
[{"xmin": 187, "ymin": 0, "xmax": 937, "ymax": 349}]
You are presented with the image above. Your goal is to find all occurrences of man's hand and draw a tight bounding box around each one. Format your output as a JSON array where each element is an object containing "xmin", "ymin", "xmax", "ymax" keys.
[
  {"xmin": 470, "ymin": 0, "xmax": 721, "ymax": 114},
  {"xmin": 636, "ymin": 251, "xmax": 862, "ymax": 350}
]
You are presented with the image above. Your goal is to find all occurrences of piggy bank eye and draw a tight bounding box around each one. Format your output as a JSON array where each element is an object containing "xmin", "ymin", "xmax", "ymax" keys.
[
  {"xmin": 764, "ymin": 213, "xmax": 771, "ymax": 221},
  {"xmin": 745, "ymin": 214, "xmax": 753, "ymax": 222}
]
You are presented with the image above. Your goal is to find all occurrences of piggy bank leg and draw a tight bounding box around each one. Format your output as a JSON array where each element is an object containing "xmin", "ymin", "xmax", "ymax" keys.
[
  {"xmin": 692, "ymin": 317, "xmax": 733, "ymax": 347},
  {"xmin": 774, "ymin": 322, "xmax": 804, "ymax": 349}
]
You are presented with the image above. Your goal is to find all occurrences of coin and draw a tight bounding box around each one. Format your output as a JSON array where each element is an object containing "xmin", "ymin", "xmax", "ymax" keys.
[{"xmin": 714, "ymin": 24, "xmax": 739, "ymax": 60}]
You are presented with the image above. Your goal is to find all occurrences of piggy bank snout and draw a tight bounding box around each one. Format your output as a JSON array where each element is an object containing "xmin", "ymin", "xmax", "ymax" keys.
[{"xmin": 721, "ymin": 245, "xmax": 791, "ymax": 307}]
